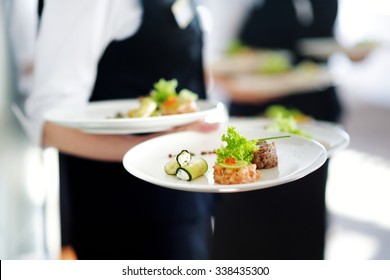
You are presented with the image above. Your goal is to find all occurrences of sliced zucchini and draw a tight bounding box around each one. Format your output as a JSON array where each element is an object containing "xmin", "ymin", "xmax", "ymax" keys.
[
  {"xmin": 127, "ymin": 97, "xmax": 157, "ymax": 118},
  {"xmin": 164, "ymin": 157, "xmax": 180, "ymax": 175},
  {"xmin": 176, "ymin": 150, "xmax": 192, "ymax": 166},
  {"xmin": 176, "ymin": 158, "xmax": 208, "ymax": 181},
  {"xmin": 217, "ymin": 160, "xmax": 249, "ymax": 169}
]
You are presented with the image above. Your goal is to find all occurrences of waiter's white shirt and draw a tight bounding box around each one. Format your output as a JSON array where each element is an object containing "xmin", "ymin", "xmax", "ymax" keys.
[
  {"xmin": 26, "ymin": 0, "xmax": 259, "ymax": 146},
  {"xmin": 25, "ymin": 0, "xmax": 142, "ymax": 145}
]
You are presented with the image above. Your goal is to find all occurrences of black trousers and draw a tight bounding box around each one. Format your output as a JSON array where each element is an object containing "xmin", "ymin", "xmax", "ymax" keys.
[
  {"xmin": 73, "ymin": 217, "xmax": 213, "ymax": 260},
  {"xmin": 212, "ymin": 88, "xmax": 340, "ymax": 259},
  {"xmin": 59, "ymin": 153, "xmax": 214, "ymax": 260},
  {"xmin": 212, "ymin": 161, "xmax": 329, "ymax": 260}
]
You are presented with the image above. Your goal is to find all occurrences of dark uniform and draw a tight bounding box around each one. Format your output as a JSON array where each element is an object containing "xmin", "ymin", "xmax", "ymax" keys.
[
  {"xmin": 40, "ymin": 0, "xmax": 214, "ymax": 260},
  {"xmin": 212, "ymin": 0, "xmax": 341, "ymax": 260}
]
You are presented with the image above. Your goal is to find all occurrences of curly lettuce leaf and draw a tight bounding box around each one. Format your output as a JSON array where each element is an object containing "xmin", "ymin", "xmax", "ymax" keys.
[
  {"xmin": 178, "ymin": 89, "xmax": 198, "ymax": 101},
  {"xmin": 216, "ymin": 126, "xmax": 258, "ymax": 164},
  {"xmin": 150, "ymin": 79, "xmax": 199, "ymax": 106},
  {"xmin": 265, "ymin": 104, "xmax": 305, "ymax": 120},
  {"xmin": 225, "ymin": 39, "xmax": 247, "ymax": 56},
  {"xmin": 150, "ymin": 79, "xmax": 178, "ymax": 105},
  {"xmin": 257, "ymin": 52, "xmax": 292, "ymax": 74},
  {"xmin": 266, "ymin": 115, "xmax": 312, "ymax": 139}
]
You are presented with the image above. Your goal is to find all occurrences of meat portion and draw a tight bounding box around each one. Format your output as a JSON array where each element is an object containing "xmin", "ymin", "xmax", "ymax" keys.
[
  {"xmin": 159, "ymin": 100, "xmax": 198, "ymax": 115},
  {"xmin": 252, "ymin": 141, "xmax": 278, "ymax": 169},
  {"xmin": 213, "ymin": 163, "xmax": 260, "ymax": 185}
]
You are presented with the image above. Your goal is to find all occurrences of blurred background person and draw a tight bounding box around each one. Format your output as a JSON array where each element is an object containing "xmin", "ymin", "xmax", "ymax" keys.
[
  {"xmin": 1, "ymin": 0, "xmax": 47, "ymax": 260},
  {"xmin": 26, "ymin": 0, "xmax": 217, "ymax": 260},
  {"xmin": 6, "ymin": 0, "xmax": 38, "ymax": 102},
  {"xmin": 206, "ymin": 0, "xmax": 342, "ymax": 259}
]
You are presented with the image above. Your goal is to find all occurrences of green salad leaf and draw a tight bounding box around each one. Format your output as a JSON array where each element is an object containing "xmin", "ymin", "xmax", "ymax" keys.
[
  {"xmin": 178, "ymin": 89, "xmax": 198, "ymax": 101},
  {"xmin": 150, "ymin": 79, "xmax": 199, "ymax": 105},
  {"xmin": 150, "ymin": 79, "xmax": 178, "ymax": 105},
  {"xmin": 216, "ymin": 126, "xmax": 258, "ymax": 164},
  {"xmin": 265, "ymin": 105, "xmax": 304, "ymax": 119},
  {"xmin": 225, "ymin": 39, "xmax": 247, "ymax": 56},
  {"xmin": 266, "ymin": 115, "xmax": 312, "ymax": 139},
  {"xmin": 257, "ymin": 52, "xmax": 292, "ymax": 74},
  {"xmin": 264, "ymin": 105, "xmax": 313, "ymax": 138}
]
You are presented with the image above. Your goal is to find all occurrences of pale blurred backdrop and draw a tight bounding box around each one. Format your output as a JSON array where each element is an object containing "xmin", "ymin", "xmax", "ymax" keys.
[{"xmin": 1, "ymin": 0, "xmax": 390, "ymax": 259}]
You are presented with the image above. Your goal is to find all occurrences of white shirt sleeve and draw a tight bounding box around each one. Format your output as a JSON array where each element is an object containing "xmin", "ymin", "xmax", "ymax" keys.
[{"xmin": 25, "ymin": 0, "xmax": 142, "ymax": 146}]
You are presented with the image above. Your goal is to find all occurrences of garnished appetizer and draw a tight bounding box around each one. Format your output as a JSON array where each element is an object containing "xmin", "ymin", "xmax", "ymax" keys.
[
  {"xmin": 265, "ymin": 104, "xmax": 311, "ymax": 123},
  {"xmin": 213, "ymin": 126, "xmax": 261, "ymax": 185},
  {"xmin": 264, "ymin": 105, "xmax": 313, "ymax": 139},
  {"xmin": 253, "ymin": 140, "xmax": 278, "ymax": 169},
  {"xmin": 213, "ymin": 126, "xmax": 289, "ymax": 185},
  {"xmin": 164, "ymin": 150, "xmax": 208, "ymax": 181},
  {"xmin": 126, "ymin": 79, "xmax": 199, "ymax": 118},
  {"xmin": 164, "ymin": 150, "xmax": 192, "ymax": 175}
]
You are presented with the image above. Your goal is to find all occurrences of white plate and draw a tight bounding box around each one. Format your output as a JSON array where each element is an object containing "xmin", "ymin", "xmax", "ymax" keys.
[
  {"xmin": 297, "ymin": 37, "xmax": 343, "ymax": 60},
  {"xmin": 297, "ymin": 37, "xmax": 379, "ymax": 60},
  {"xmin": 229, "ymin": 67, "xmax": 333, "ymax": 97},
  {"xmin": 209, "ymin": 50, "xmax": 292, "ymax": 75},
  {"xmin": 122, "ymin": 127, "xmax": 327, "ymax": 193},
  {"xmin": 44, "ymin": 99, "xmax": 222, "ymax": 133},
  {"xmin": 229, "ymin": 117, "xmax": 350, "ymax": 157},
  {"xmin": 80, "ymin": 126, "xmax": 169, "ymax": 135}
]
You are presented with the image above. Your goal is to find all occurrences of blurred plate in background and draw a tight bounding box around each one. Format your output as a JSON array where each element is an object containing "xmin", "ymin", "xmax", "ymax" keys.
[{"xmin": 44, "ymin": 99, "xmax": 223, "ymax": 134}]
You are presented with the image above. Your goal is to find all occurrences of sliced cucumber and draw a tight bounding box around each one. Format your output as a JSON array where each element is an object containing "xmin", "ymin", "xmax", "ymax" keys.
[
  {"xmin": 217, "ymin": 160, "xmax": 249, "ymax": 169},
  {"xmin": 128, "ymin": 97, "xmax": 157, "ymax": 118},
  {"xmin": 176, "ymin": 150, "xmax": 192, "ymax": 166},
  {"xmin": 176, "ymin": 158, "xmax": 208, "ymax": 181},
  {"xmin": 164, "ymin": 157, "xmax": 180, "ymax": 175}
]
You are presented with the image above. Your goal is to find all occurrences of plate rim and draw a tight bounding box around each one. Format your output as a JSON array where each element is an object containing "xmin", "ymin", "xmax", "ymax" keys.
[
  {"xmin": 229, "ymin": 117, "xmax": 350, "ymax": 157},
  {"xmin": 44, "ymin": 99, "xmax": 222, "ymax": 132},
  {"xmin": 122, "ymin": 130, "xmax": 328, "ymax": 193}
]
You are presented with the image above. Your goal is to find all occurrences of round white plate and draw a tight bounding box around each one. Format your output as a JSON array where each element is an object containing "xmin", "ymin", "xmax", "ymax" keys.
[
  {"xmin": 122, "ymin": 127, "xmax": 327, "ymax": 193},
  {"xmin": 297, "ymin": 37, "xmax": 343, "ymax": 60},
  {"xmin": 209, "ymin": 50, "xmax": 292, "ymax": 75},
  {"xmin": 229, "ymin": 117, "xmax": 350, "ymax": 157},
  {"xmin": 80, "ymin": 126, "xmax": 169, "ymax": 135},
  {"xmin": 297, "ymin": 37, "xmax": 379, "ymax": 60},
  {"xmin": 44, "ymin": 99, "xmax": 222, "ymax": 133},
  {"xmin": 229, "ymin": 67, "xmax": 333, "ymax": 97}
]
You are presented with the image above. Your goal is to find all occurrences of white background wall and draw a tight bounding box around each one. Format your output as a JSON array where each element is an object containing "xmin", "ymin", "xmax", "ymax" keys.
[
  {"xmin": 0, "ymin": 0, "xmax": 12, "ymax": 259},
  {"xmin": 0, "ymin": 0, "xmax": 48, "ymax": 260}
]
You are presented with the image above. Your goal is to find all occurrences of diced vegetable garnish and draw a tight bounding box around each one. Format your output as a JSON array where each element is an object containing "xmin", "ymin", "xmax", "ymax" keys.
[
  {"xmin": 150, "ymin": 79, "xmax": 179, "ymax": 106},
  {"xmin": 150, "ymin": 79, "xmax": 198, "ymax": 106},
  {"xmin": 217, "ymin": 160, "xmax": 249, "ymax": 169}
]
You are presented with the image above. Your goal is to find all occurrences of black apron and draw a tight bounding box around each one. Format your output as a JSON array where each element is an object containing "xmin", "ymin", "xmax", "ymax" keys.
[
  {"xmin": 212, "ymin": 0, "xmax": 339, "ymax": 260},
  {"xmin": 57, "ymin": 0, "xmax": 214, "ymax": 260},
  {"xmin": 230, "ymin": 0, "xmax": 341, "ymax": 121}
]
